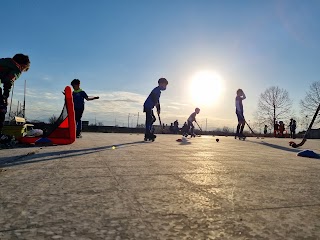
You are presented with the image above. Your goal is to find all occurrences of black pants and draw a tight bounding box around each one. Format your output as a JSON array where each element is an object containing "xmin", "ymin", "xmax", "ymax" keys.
[
  {"xmin": 187, "ymin": 121, "xmax": 194, "ymax": 135},
  {"xmin": 75, "ymin": 108, "xmax": 84, "ymax": 136},
  {"xmin": 0, "ymin": 88, "xmax": 7, "ymax": 133},
  {"xmin": 290, "ymin": 130, "xmax": 296, "ymax": 139},
  {"xmin": 144, "ymin": 109, "xmax": 156, "ymax": 135}
]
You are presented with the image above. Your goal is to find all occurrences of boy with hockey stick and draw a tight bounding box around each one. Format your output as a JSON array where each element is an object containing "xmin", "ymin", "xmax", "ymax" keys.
[
  {"xmin": 143, "ymin": 78, "xmax": 168, "ymax": 141},
  {"xmin": 235, "ymin": 88, "xmax": 246, "ymax": 139},
  {"xmin": 186, "ymin": 107, "xmax": 200, "ymax": 137},
  {"xmin": 0, "ymin": 53, "xmax": 30, "ymax": 143}
]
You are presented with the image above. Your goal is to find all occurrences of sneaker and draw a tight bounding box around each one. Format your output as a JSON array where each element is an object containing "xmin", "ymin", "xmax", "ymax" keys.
[{"xmin": 238, "ymin": 133, "xmax": 246, "ymax": 140}]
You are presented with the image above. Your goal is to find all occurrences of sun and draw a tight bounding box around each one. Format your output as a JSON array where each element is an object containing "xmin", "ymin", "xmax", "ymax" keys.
[{"xmin": 190, "ymin": 71, "xmax": 224, "ymax": 106}]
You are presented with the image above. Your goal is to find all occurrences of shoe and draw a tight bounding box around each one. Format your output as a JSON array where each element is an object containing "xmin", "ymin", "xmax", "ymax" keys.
[
  {"xmin": 144, "ymin": 133, "xmax": 156, "ymax": 141},
  {"xmin": 238, "ymin": 133, "xmax": 246, "ymax": 140}
]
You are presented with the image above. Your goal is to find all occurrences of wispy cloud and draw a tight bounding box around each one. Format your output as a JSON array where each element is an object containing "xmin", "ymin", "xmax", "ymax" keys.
[{"xmin": 7, "ymin": 88, "xmax": 234, "ymax": 129}]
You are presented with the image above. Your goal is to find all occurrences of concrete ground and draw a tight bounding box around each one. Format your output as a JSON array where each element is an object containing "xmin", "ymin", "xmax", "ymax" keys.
[{"xmin": 0, "ymin": 133, "xmax": 320, "ymax": 240}]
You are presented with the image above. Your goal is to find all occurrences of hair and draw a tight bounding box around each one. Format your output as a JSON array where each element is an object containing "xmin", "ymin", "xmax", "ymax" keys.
[
  {"xmin": 13, "ymin": 53, "xmax": 30, "ymax": 66},
  {"xmin": 158, "ymin": 78, "xmax": 168, "ymax": 85},
  {"xmin": 236, "ymin": 89, "xmax": 243, "ymax": 95},
  {"xmin": 195, "ymin": 107, "xmax": 200, "ymax": 112},
  {"xmin": 71, "ymin": 79, "xmax": 80, "ymax": 86}
]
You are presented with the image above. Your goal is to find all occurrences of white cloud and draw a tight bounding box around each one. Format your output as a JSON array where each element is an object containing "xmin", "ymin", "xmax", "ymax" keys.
[{"xmin": 7, "ymin": 88, "xmax": 237, "ymax": 128}]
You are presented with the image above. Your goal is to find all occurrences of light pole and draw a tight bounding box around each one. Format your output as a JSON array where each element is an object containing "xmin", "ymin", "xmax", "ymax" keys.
[
  {"xmin": 136, "ymin": 112, "xmax": 139, "ymax": 127},
  {"xmin": 305, "ymin": 115, "xmax": 308, "ymax": 130}
]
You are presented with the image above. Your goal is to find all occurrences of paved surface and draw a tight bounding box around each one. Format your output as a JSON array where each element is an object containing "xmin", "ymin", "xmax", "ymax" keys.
[{"xmin": 1, "ymin": 133, "xmax": 320, "ymax": 239}]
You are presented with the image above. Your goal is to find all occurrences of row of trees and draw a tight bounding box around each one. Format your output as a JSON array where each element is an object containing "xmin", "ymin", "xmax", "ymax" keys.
[{"xmin": 255, "ymin": 81, "xmax": 320, "ymax": 131}]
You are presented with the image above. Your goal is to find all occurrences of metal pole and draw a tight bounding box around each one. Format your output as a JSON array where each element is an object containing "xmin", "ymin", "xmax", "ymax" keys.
[
  {"xmin": 17, "ymin": 100, "xmax": 19, "ymax": 116},
  {"xmin": 23, "ymin": 79, "xmax": 26, "ymax": 118},
  {"xmin": 128, "ymin": 113, "xmax": 130, "ymax": 128},
  {"xmin": 137, "ymin": 112, "xmax": 139, "ymax": 127},
  {"xmin": 8, "ymin": 83, "xmax": 15, "ymax": 121},
  {"xmin": 205, "ymin": 118, "xmax": 207, "ymax": 131}
]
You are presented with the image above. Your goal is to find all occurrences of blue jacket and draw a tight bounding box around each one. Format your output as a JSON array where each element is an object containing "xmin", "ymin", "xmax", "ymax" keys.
[
  {"xmin": 73, "ymin": 89, "xmax": 88, "ymax": 109},
  {"xmin": 144, "ymin": 86, "xmax": 161, "ymax": 111}
]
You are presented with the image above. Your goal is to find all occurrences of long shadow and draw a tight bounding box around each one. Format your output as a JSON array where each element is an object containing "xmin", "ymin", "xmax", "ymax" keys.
[
  {"xmin": 246, "ymin": 140, "xmax": 301, "ymax": 153},
  {"xmin": 0, "ymin": 141, "xmax": 148, "ymax": 168}
]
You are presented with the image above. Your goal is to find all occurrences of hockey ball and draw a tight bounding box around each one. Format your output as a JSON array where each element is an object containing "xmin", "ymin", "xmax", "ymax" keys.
[{"xmin": 112, "ymin": 146, "xmax": 116, "ymax": 149}]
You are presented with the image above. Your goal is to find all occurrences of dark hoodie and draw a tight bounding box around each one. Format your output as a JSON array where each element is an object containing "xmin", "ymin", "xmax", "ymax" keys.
[{"xmin": 0, "ymin": 58, "xmax": 23, "ymax": 98}]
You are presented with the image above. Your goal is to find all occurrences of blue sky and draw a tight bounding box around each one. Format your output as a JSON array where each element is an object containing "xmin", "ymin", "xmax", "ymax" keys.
[{"xmin": 2, "ymin": 0, "xmax": 320, "ymax": 130}]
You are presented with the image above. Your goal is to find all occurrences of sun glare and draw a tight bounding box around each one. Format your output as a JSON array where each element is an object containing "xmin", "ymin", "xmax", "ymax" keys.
[{"xmin": 190, "ymin": 71, "xmax": 224, "ymax": 106}]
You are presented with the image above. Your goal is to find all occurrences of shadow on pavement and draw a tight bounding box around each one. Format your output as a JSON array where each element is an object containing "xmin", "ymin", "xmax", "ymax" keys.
[
  {"xmin": 0, "ymin": 141, "xmax": 148, "ymax": 168},
  {"xmin": 248, "ymin": 140, "xmax": 301, "ymax": 153}
]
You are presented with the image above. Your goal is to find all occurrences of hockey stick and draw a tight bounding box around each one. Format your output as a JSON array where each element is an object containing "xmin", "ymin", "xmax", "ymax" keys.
[
  {"xmin": 195, "ymin": 121, "xmax": 203, "ymax": 136},
  {"xmin": 158, "ymin": 113, "xmax": 164, "ymax": 133},
  {"xmin": 244, "ymin": 120, "xmax": 261, "ymax": 138},
  {"xmin": 290, "ymin": 103, "xmax": 320, "ymax": 148}
]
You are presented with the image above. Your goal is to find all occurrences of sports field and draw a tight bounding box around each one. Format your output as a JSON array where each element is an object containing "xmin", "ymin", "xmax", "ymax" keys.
[{"xmin": 1, "ymin": 133, "xmax": 320, "ymax": 239}]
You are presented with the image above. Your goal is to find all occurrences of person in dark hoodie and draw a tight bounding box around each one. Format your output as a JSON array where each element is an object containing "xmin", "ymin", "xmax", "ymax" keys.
[
  {"xmin": 143, "ymin": 78, "xmax": 168, "ymax": 141},
  {"xmin": 0, "ymin": 54, "xmax": 30, "ymax": 141}
]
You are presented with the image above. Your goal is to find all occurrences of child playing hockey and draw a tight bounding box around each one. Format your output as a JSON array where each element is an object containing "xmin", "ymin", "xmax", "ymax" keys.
[
  {"xmin": 71, "ymin": 79, "xmax": 99, "ymax": 138},
  {"xmin": 186, "ymin": 108, "xmax": 200, "ymax": 137},
  {"xmin": 235, "ymin": 88, "xmax": 246, "ymax": 139},
  {"xmin": 0, "ymin": 53, "xmax": 30, "ymax": 143},
  {"xmin": 143, "ymin": 77, "xmax": 168, "ymax": 141}
]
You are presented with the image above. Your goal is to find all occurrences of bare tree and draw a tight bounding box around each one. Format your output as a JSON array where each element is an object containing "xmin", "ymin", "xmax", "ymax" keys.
[
  {"xmin": 300, "ymin": 81, "xmax": 320, "ymax": 125},
  {"xmin": 48, "ymin": 115, "xmax": 57, "ymax": 124},
  {"xmin": 257, "ymin": 86, "xmax": 292, "ymax": 129}
]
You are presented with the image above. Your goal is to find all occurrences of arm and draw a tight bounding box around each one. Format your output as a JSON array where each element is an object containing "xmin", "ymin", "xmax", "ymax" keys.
[
  {"xmin": 2, "ymin": 72, "xmax": 19, "ymax": 99},
  {"xmin": 151, "ymin": 89, "xmax": 161, "ymax": 114},
  {"xmin": 241, "ymin": 91, "xmax": 246, "ymax": 100},
  {"xmin": 82, "ymin": 91, "xmax": 99, "ymax": 101},
  {"xmin": 85, "ymin": 96, "xmax": 99, "ymax": 101}
]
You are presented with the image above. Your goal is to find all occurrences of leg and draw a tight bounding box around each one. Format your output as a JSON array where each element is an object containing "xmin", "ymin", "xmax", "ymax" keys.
[
  {"xmin": 75, "ymin": 108, "xmax": 84, "ymax": 137},
  {"xmin": 240, "ymin": 123, "xmax": 245, "ymax": 135},
  {"xmin": 188, "ymin": 121, "xmax": 195, "ymax": 136},
  {"xmin": 0, "ymin": 94, "xmax": 7, "ymax": 134},
  {"xmin": 191, "ymin": 123, "xmax": 195, "ymax": 136},
  {"xmin": 0, "ymin": 109, "xmax": 6, "ymax": 134},
  {"xmin": 236, "ymin": 124, "xmax": 240, "ymax": 138},
  {"xmin": 237, "ymin": 112, "xmax": 245, "ymax": 137},
  {"xmin": 145, "ymin": 109, "xmax": 153, "ymax": 138}
]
